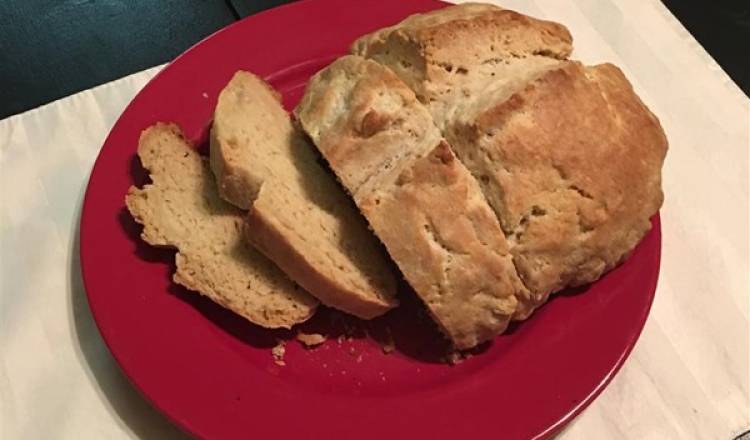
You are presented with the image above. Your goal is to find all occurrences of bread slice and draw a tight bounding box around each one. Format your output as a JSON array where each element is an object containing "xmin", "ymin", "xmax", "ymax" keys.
[
  {"xmin": 210, "ymin": 71, "xmax": 397, "ymax": 319},
  {"xmin": 296, "ymin": 56, "xmax": 527, "ymax": 349},
  {"xmin": 125, "ymin": 123, "xmax": 317, "ymax": 328},
  {"xmin": 351, "ymin": 2, "xmax": 572, "ymax": 129},
  {"xmin": 447, "ymin": 62, "xmax": 667, "ymax": 312}
]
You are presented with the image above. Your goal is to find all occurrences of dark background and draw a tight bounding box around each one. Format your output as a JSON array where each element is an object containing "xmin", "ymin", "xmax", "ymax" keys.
[{"xmin": 0, "ymin": 0, "xmax": 748, "ymax": 119}]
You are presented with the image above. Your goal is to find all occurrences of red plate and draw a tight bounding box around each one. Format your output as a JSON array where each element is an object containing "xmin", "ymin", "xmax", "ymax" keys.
[{"xmin": 80, "ymin": 0, "xmax": 661, "ymax": 438}]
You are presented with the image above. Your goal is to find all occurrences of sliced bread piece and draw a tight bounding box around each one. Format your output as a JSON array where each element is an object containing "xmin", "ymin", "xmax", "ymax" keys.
[
  {"xmin": 125, "ymin": 123, "xmax": 317, "ymax": 328},
  {"xmin": 351, "ymin": 2, "xmax": 572, "ymax": 129},
  {"xmin": 210, "ymin": 71, "xmax": 397, "ymax": 319},
  {"xmin": 296, "ymin": 56, "xmax": 527, "ymax": 349}
]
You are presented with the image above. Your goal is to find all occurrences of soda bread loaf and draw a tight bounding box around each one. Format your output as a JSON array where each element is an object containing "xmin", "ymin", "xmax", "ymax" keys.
[
  {"xmin": 353, "ymin": 3, "xmax": 667, "ymax": 318},
  {"xmin": 296, "ymin": 56, "xmax": 526, "ymax": 349},
  {"xmin": 125, "ymin": 3, "xmax": 667, "ymax": 350},
  {"xmin": 211, "ymin": 71, "xmax": 398, "ymax": 319},
  {"xmin": 126, "ymin": 123, "xmax": 317, "ymax": 328}
]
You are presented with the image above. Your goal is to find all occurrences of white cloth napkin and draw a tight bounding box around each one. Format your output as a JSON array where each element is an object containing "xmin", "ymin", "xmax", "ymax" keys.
[{"xmin": 1, "ymin": 1, "xmax": 748, "ymax": 438}]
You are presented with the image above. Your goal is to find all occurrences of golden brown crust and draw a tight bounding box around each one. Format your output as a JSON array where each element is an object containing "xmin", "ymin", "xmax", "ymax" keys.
[
  {"xmin": 296, "ymin": 56, "xmax": 526, "ymax": 349},
  {"xmin": 125, "ymin": 123, "xmax": 318, "ymax": 328},
  {"xmin": 353, "ymin": 4, "xmax": 666, "ymax": 319},
  {"xmin": 449, "ymin": 61, "xmax": 667, "ymax": 310},
  {"xmin": 352, "ymin": 2, "xmax": 572, "ymax": 128},
  {"xmin": 353, "ymin": 3, "xmax": 572, "ymax": 64},
  {"xmin": 295, "ymin": 55, "xmax": 438, "ymax": 197}
]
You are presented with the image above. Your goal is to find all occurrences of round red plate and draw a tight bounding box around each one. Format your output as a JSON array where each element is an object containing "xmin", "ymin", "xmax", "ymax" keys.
[{"xmin": 80, "ymin": 1, "xmax": 661, "ymax": 439}]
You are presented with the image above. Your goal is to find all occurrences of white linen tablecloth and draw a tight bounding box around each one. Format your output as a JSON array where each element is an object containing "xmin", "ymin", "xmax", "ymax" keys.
[{"xmin": 1, "ymin": 1, "xmax": 748, "ymax": 438}]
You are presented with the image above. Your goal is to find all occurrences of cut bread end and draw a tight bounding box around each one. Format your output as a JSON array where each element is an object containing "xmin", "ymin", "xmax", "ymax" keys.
[{"xmin": 211, "ymin": 70, "xmax": 399, "ymax": 319}]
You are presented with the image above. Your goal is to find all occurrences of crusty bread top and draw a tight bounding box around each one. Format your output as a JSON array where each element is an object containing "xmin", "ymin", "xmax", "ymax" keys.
[
  {"xmin": 296, "ymin": 56, "xmax": 527, "ymax": 348},
  {"xmin": 211, "ymin": 71, "xmax": 398, "ymax": 318},
  {"xmin": 126, "ymin": 123, "xmax": 317, "ymax": 328},
  {"xmin": 448, "ymin": 61, "xmax": 667, "ymax": 302},
  {"xmin": 353, "ymin": 2, "xmax": 571, "ymax": 61},
  {"xmin": 352, "ymin": 2, "xmax": 572, "ymax": 128},
  {"xmin": 295, "ymin": 55, "xmax": 443, "ymax": 200}
]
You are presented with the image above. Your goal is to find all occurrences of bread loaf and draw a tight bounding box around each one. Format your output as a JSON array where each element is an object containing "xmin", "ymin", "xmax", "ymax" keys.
[
  {"xmin": 126, "ymin": 123, "xmax": 318, "ymax": 328},
  {"xmin": 354, "ymin": 3, "xmax": 667, "ymax": 318}
]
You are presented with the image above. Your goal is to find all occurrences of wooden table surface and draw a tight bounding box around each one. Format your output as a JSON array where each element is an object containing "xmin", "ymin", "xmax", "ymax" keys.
[{"xmin": 0, "ymin": 0, "xmax": 748, "ymax": 119}]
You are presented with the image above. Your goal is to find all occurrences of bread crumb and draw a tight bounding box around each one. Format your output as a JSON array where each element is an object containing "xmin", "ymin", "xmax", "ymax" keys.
[
  {"xmin": 446, "ymin": 352, "xmax": 462, "ymax": 365},
  {"xmin": 443, "ymin": 351, "xmax": 472, "ymax": 365},
  {"xmin": 272, "ymin": 340, "xmax": 286, "ymax": 366},
  {"xmin": 382, "ymin": 342, "xmax": 395, "ymax": 354},
  {"xmin": 380, "ymin": 327, "xmax": 395, "ymax": 354},
  {"xmin": 296, "ymin": 331, "xmax": 327, "ymax": 348}
]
